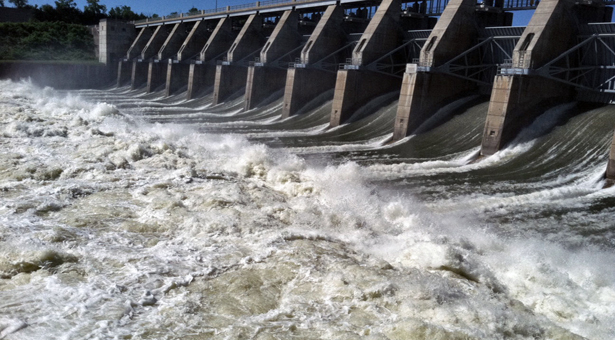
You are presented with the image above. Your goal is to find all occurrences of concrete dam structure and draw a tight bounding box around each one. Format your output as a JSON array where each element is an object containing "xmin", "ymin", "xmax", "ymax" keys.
[{"xmin": 113, "ymin": 0, "xmax": 615, "ymax": 181}]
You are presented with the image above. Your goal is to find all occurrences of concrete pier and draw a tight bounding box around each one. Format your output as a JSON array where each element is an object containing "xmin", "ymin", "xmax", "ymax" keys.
[
  {"xmin": 146, "ymin": 23, "xmax": 188, "ymax": 93},
  {"xmin": 282, "ymin": 5, "xmax": 345, "ymax": 118},
  {"xmin": 118, "ymin": 27, "xmax": 152, "ymax": 87},
  {"xmin": 131, "ymin": 59, "xmax": 148, "ymax": 89},
  {"xmin": 480, "ymin": 0, "xmax": 609, "ymax": 156},
  {"xmin": 117, "ymin": 60, "xmax": 131, "ymax": 86},
  {"xmin": 329, "ymin": 0, "xmax": 403, "ymax": 127},
  {"xmin": 244, "ymin": 10, "xmax": 302, "ymax": 110},
  {"xmin": 187, "ymin": 18, "xmax": 236, "ymax": 99},
  {"xmin": 166, "ymin": 21, "xmax": 213, "ymax": 96},
  {"xmin": 213, "ymin": 14, "xmax": 265, "ymax": 104},
  {"xmin": 131, "ymin": 26, "xmax": 171, "ymax": 89},
  {"xmin": 146, "ymin": 61, "xmax": 167, "ymax": 92},
  {"xmin": 392, "ymin": 0, "xmax": 485, "ymax": 140},
  {"xmin": 606, "ymin": 130, "xmax": 615, "ymax": 182}
]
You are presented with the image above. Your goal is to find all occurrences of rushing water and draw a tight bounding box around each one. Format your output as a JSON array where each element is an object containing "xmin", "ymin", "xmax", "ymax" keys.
[{"xmin": 1, "ymin": 79, "xmax": 615, "ymax": 339}]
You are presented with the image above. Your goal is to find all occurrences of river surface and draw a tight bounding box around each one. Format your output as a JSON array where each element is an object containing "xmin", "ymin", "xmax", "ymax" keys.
[{"xmin": 1, "ymin": 79, "xmax": 614, "ymax": 339}]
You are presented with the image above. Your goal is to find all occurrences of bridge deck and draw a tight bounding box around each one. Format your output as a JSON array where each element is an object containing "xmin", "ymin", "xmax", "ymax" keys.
[{"xmin": 135, "ymin": 0, "xmax": 615, "ymax": 28}]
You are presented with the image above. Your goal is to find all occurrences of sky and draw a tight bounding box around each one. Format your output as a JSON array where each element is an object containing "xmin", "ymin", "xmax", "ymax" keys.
[{"xmin": 21, "ymin": 0, "xmax": 537, "ymax": 24}]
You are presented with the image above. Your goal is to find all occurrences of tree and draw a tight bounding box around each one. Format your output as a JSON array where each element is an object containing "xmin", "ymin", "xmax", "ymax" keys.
[
  {"xmin": 188, "ymin": 7, "xmax": 199, "ymax": 15},
  {"xmin": 83, "ymin": 0, "xmax": 106, "ymax": 25},
  {"xmin": 54, "ymin": 0, "xmax": 76, "ymax": 9},
  {"xmin": 8, "ymin": 0, "xmax": 28, "ymax": 8},
  {"xmin": 84, "ymin": 0, "xmax": 106, "ymax": 15},
  {"xmin": 53, "ymin": 0, "xmax": 83, "ymax": 24},
  {"xmin": 0, "ymin": 1, "xmax": 5, "ymax": 8},
  {"xmin": 108, "ymin": 5, "xmax": 146, "ymax": 21}
]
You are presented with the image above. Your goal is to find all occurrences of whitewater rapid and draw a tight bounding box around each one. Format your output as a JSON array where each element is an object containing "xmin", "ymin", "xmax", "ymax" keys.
[{"xmin": 1, "ymin": 80, "xmax": 614, "ymax": 339}]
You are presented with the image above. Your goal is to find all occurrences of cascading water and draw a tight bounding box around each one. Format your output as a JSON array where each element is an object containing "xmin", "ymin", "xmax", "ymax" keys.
[{"xmin": 1, "ymin": 79, "xmax": 614, "ymax": 339}]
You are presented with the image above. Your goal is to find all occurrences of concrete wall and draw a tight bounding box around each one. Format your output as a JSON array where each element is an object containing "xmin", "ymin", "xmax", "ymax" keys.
[
  {"xmin": 0, "ymin": 62, "xmax": 112, "ymax": 89},
  {"xmin": 99, "ymin": 19, "xmax": 136, "ymax": 65}
]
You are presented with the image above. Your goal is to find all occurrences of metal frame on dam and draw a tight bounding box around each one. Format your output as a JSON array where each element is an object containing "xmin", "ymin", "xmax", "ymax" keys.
[{"xmin": 106, "ymin": 0, "xmax": 615, "ymax": 181}]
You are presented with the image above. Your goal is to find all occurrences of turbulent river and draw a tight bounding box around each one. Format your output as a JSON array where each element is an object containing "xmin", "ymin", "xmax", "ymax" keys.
[{"xmin": 1, "ymin": 79, "xmax": 614, "ymax": 339}]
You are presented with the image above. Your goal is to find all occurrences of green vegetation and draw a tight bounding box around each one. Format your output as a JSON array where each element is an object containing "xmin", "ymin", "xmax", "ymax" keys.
[
  {"xmin": 0, "ymin": 21, "xmax": 96, "ymax": 60},
  {"xmin": 1, "ymin": 0, "xmax": 148, "ymax": 25}
]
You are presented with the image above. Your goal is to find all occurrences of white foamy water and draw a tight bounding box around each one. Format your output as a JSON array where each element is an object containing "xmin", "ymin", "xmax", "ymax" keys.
[{"xmin": 1, "ymin": 80, "xmax": 614, "ymax": 339}]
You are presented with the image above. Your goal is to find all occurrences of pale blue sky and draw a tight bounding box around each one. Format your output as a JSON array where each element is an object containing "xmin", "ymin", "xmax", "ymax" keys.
[{"xmin": 19, "ymin": 1, "xmax": 536, "ymax": 24}]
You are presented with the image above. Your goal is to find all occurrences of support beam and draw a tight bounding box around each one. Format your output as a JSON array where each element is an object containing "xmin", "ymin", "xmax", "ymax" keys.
[
  {"xmin": 282, "ymin": 5, "xmax": 345, "ymax": 118},
  {"xmin": 132, "ymin": 25, "xmax": 172, "ymax": 90},
  {"xmin": 392, "ymin": 0, "xmax": 482, "ymax": 140},
  {"xmin": 118, "ymin": 27, "xmax": 152, "ymax": 87},
  {"xmin": 166, "ymin": 22, "xmax": 211, "ymax": 96},
  {"xmin": 147, "ymin": 23, "xmax": 188, "ymax": 94},
  {"xmin": 141, "ymin": 25, "xmax": 172, "ymax": 60},
  {"xmin": 330, "ymin": 0, "xmax": 402, "ymax": 126},
  {"xmin": 213, "ymin": 15, "xmax": 265, "ymax": 104},
  {"xmin": 245, "ymin": 10, "xmax": 302, "ymax": 110},
  {"xmin": 187, "ymin": 18, "xmax": 235, "ymax": 99},
  {"xmin": 126, "ymin": 27, "xmax": 153, "ymax": 60},
  {"xmin": 480, "ymin": 0, "xmax": 609, "ymax": 156}
]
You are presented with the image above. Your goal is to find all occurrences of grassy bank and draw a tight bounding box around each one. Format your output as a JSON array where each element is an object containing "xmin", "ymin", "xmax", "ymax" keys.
[{"xmin": 0, "ymin": 21, "xmax": 96, "ymax": 61}]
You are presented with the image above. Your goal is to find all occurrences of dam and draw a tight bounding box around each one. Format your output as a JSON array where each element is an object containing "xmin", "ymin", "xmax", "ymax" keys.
[
  {"xmin": 108, "ymin": 0, "xmax": 615, "ymax": 180},
  {"xmin": 2, "ymin": 1, "xmax": 615, "ymax": 338}
]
